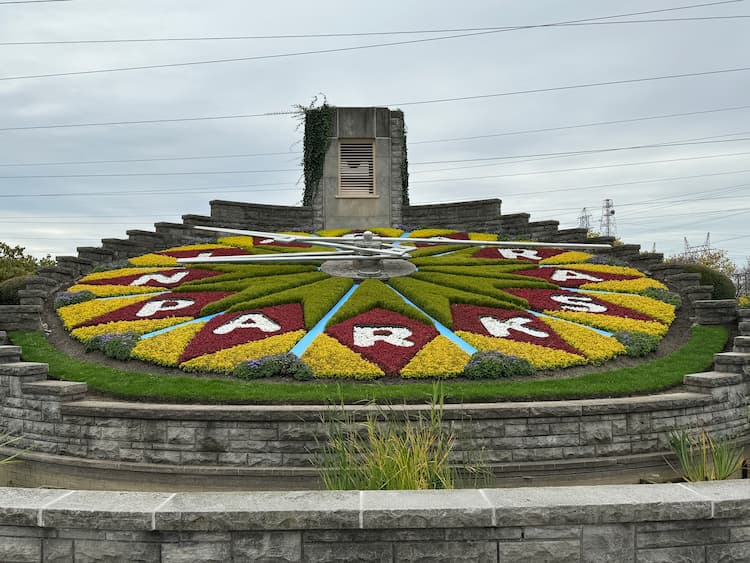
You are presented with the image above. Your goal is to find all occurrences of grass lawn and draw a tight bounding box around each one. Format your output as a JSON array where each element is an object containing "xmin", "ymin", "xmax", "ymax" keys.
[{"xmin": 10, "ymin": 325, "xmax": 728, "ymax": 404}]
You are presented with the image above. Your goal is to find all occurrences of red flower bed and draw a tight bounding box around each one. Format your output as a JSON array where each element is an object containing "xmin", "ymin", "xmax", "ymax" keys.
[
  {"xmin": 178, "ymin": 303, "xmax": 305, "ymax": 363},
  {"xmin": 81, "ymin": 292, "xmax": 233, "ymax": 326},
  {"xmin": 514, "ymin": 267, "xmax": 639, "ymax": 288},
  {"xmin": 83, "ymin": 268, "xmax": 222, "ymax": 288},
  {"xmin": 326, "ymin": 308, "xmax": 438, "ymax": 374},
  {"xmin": 415, "ymin": 232, "xmax": 470, "ymax": 247},
  {"xmin": 451, "ymin": 304, "xmax": 580, "ymax": 355},
  {"xmin": 503, "ymin": 289, "xmax": 654, "ymax": 321},
  {"xmin": 472, "ymin": 247, "xmax": 567, "ymax": 261},
  {"xmin": 159, "ymin": 247, "xmax": 251, "ymax": 259}
]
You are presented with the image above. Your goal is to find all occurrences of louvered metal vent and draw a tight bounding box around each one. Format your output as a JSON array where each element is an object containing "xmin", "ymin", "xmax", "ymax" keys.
[{"xmin": 339, "ymin": 141, "xmax": 375, "ymax": 196}]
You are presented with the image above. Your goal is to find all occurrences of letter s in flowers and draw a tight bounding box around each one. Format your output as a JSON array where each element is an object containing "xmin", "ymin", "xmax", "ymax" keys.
[
  {"xmin": 130, "ymin": 271, "xmax": 190, "ymax": 286},
  {"xmin": 353, "ymin": 326, "xmax": 414, "ymax": 348},
  {"xmin": 136, "ymin": 299, "xmax": 195, "ymax": 318},
  {"xmin": 213, "ymin": 313, "xmax": 282, "ymax": 335},
  {"xmin": 479, "ymin": 316, "xmax": 550, "ymax": 339},
  {"xmin": 550, "ymin": 295, "xmax": 608, "ymax": 313},
  {"xmin": 550, "ymin": 269, "xmax": 603, "ymax": 283}
]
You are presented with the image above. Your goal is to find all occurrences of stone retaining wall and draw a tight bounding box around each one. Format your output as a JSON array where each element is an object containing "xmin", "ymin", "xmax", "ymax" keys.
[
  {"xmin": 402, "ymin": 199, "xmax": 503, "ymax": 232},
  {"xmin": 0, "ymin": 481, "xmax": 749, "ymax": 561}
]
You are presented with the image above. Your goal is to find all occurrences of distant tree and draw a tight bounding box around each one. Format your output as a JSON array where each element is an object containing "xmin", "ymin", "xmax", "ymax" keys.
[
  {"xmin": 0, "ymin": 242, "xmax": 54, "ymax": 283},
  {"xmin": 666, "ymin": 247, "xmax": 737, "ymax": 279}
]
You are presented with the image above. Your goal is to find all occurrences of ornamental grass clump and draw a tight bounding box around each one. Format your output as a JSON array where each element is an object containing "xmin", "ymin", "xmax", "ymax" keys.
[
  {"xmin": 233, "ymin": 353, "xmax": 313, "ymax": 381},
  {"xmin": 668, "ymin": 430, "xmax": 744, "ymax": 481},
  {"xmin": 84, "ymin": 331, "xmax": 140, "ymax": 361},
  {"xmin": 317, "ymin": 386, "xmax": 456, "ymax": 490},
  {"xmin": 613, "ymin": 330, "xmax": 660, "ymax": 357},
  {"xmin": 54, "ymin": 290, "xmax": 96, "ymax": 309},
  {"xmin": 462, "ymin": 351, "xmax": 535, "ymax": 379}
]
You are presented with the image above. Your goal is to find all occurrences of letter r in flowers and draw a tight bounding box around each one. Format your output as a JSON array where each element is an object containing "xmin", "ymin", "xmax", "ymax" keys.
[
  {"xmin": 212, "ymin": 313, "xmax": 281, "ymax": 335},
  {"xmin": 135, "ymin": 299, "xmax": 195, "ymax": 318},
  {"xmin": 479, "ymin": 316, "xmax": 549, "ymax": 339},
  {"xmin": 550, "ymin": 295, "xmax": 608, "ymax": 313},
  {"xmin": 130, "ymin": 271, "xmax": 190, "ymax": 286},
  {"xmin": 353, "ymin": 326, "xmax": 414, "ymax": 348},
  {"xmin": 550, "ymin": 269, "xmax": 603, "ymax": 283},
  {"xmin": 496, "ymin": 248, "xmax": 541, "ymax": 261}
]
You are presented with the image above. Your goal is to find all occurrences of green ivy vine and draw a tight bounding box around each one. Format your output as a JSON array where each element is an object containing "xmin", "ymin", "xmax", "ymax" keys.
[
  {"xmin": 400, "ymin": 121, "xmax": 410, "ymax": 206},
  {"xmin": 299, "ymin": 102, "xmax": 335, "ymax": 206}
]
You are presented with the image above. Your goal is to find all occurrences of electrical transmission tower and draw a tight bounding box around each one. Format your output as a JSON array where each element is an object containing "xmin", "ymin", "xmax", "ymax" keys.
[
  {"xmin": 683, "ymin": 233, "xmax": 711, "ymax": 259},
  {"xmin": 599, "ymin": 199, "xmax": 617, "ymax": 238},
  {"xmin": 577, "ymin": 207, "xmax": 592, "ymax": 233}
]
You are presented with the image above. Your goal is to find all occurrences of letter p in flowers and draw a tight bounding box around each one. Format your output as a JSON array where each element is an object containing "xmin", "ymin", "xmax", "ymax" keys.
[{"xmin": 353, "ymin": 326, "xmax": 414, "ymax": 348}]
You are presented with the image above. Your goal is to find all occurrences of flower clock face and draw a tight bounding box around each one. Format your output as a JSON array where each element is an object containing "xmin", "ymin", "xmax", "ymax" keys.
[{"xmin": 56, "ymin": 228, "xmax": 678, "ymax": 380}]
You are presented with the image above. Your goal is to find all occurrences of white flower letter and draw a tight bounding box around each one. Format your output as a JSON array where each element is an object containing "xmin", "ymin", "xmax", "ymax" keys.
[
  {"xmin": 353, "ymin": 326, "xmax": 414, "ymax": 348},
  {"xmin": 213, "ymin": 313, "xmax": 281, "ymax": 335},
  {"xmin": 479, "ymin": 316, "xmax": 549, "ymax": 339}
]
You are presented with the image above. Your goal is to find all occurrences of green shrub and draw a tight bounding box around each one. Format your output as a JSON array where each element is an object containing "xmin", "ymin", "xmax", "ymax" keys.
[
  {"xmin": 641, "ymin": 287, "xmax": 682, "ymax": 308},
  {"xmin": 84, "ymin": 332, "xmax": 140, "ymax": 360},
  {"xmin": 613, "ymin": 331, "xmax": 660, "ymax": 357},
  {"xmin": 54, "ymin": 290, "xmax": 96, "ymax": 308},
  {"xmin": 233, "ymin": 354, "xmax": 313, "ymax": 381},
  {"xmin": 680, "ymin": 263, "xmax": 736, "ymax": 299},
  {"xmin": 0, "ymin": 275, "xmax": 32, "ymax": 305},
  {"xmin": 462, "ymin": 351, "xmax": 535, "ymax": 379},
  {"xmin": 669, "ymin": 430, "xmax": 744, "ymax": 481}
]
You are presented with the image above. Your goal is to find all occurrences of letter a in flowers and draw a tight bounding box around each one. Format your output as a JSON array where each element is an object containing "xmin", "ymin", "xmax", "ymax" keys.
[
  {"xmin": 136, "ymin": 299, "xmax": 195, "ymax": 318},
  {"xmin": 496, "ymin": 248, "xmax": 541, "ymax": 261},
  {"xmin": 550, "ymin": 269, "xmax": 603, "ymax": 283},
  {"xmin": 550, "ymin": 295, "xmax": 608, "ymax": 313},
  {"xmin": 212, "ymin": 313, "xmax": 281, "ymax": 335},
  {"xmin": 130, "ymin": 271, "xmax": 190, "ymax": 286},
  {"xmin": 353, "ymin": 326, "xmax": 414, "ymax": 348},
  {"xmin": 479, "ymin": 316, "xmax": 550, "ymax": 339}
]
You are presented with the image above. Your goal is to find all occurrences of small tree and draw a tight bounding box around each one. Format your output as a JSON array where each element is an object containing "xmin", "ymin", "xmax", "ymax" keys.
[
  {"xmin": 0, "ymin": 242, "xmax": 54, "ymax": 282},
  {"xmin": 667, "ymin": 246, "xmax": 736, "ymax": 279}
]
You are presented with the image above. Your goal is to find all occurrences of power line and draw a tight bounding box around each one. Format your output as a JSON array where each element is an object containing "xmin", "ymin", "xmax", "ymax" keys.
[
  {"xmin": 0, "ymin": 168, "xmax": 299, "ymax": 179},
  {"xmin": 0, "ymin": 181, "xmax": 300, "ymax": 198},
  {"xmin": 0, "ymin": 2, "xmax": 742, "ymax": 82},
  {"xmin": 410, "ymin": 104, "xmax": 750, "ymax": 145},
  {"xmin": 0, "ymin": 0, "xmax": 70, "ymax": 4}
]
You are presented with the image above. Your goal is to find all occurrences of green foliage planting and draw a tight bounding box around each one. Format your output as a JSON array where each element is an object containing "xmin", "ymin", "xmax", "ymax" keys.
[
  {"xmin": 197, "ymin": 272, "xmax": 329, "ymax": 315},
  {"xmin": 613, "ymin": 330, "xmax": 661, "ymax": 357},
  {"xmin": 226, "ymin": 276, "xmax": 354, "ymax": 329},
  {"xmin": 300, "ymin": 100, "xmax": 335, "ymax": 206},
  {"xmin": 680, "ymin": 263, "xmax": 737, "ymax": 299},
  {"xmin": 233, "ymin": 354, "xmax": 313, "ymax": 381},
  {"xmin": 417, "ymin": 264, "xmax": 527, "ymax": 276},
  {"xmin": 406, "ymin": 244, "xmax": 470, "ymax": 258},
  {"xmin": 668, "ymin": 430, "xmax": 744, "ymax": 481},
  {"xmin": 83, "ymin": 332, "xmax": 140, "ymax": 361},
  {"xmin": 462, "ymin": 351, "xmax": 536, "ymax": 379},
  {"xmin": 409, "ymin": 271, "xmax": 548, "ymax": 306},
  {"xmin": 388, "ymin": 277, "xmax": 519, "ymax": 327},
  {"xmin": 54, "ymin": 290, "xmax": 96, "ymax": 309},
  {"xmin": 317, "ymin": 386, "xmax": 455, "ymax": 490},
  {"xmin": 326, "ymin": 279, "xmax": 432, "ymax": 327},
  {"xmin": 641, "ymin": 287, "xmax": 683, "ymax": 308},
  {"xmin": 10, "ymin": 325, "xmax": 727, "ymax": 403},
  {"xmin": 0, "ymin": 275, "xmax": 32, "ymax": 305}
]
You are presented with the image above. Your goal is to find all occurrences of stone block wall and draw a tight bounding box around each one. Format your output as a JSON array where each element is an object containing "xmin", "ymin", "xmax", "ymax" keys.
[
  {"xmin": 402, "ymin": 199, "xmax": 503, "ymax": 232},
  {"xmin": 0, "ymin": 481, "xmax": 749, "ymax": 561}
]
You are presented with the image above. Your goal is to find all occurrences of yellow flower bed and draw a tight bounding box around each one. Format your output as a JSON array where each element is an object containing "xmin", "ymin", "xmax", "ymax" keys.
[
  {"xmin": 68, "ymin": 284, "xmax": 163, "ymax": 297},
  {"xmin": 400, "ymin": 336, "xmax": 469, "ymax": 378},
  {"xmin": 79, "ymin": 267, "xmax": 169, "ymax": 283},
  {"xmin": 131, "ymin": 322, "xmax": 206, "ymax": 366},
  {"xmin": 162, "ymin": 243, "xmax": 229, "ymax": 252},
  {"xmin": 584, "ymin": 291, "xmax": 675, "ymax": 324},
  {"xmin": 368, "ymin": 227, "xmax": 404, "ymax": 237},
  {"xmin": 70, "ymin": 317, "xmax": 193, "ymax": 342},
  {"xmin": 58, "ymin": 295, "xmax": 153, "ymax": 329},
  {"xmin": 301, "ymin": 334, "xmax": 384, "ymax": 380},
  {"xmin": 468, "ymin": 232, "xmax": 499, "ymax": 241},
  {"xmin": 539, "ymin": 317, "xmax": 625, "ymax": 362},
  {"xmin": 540, "ymin": 251, "xmax": 592, "ymax": 265},
  {"xmin": 129, "ymin": 254, "xmax": 179, "ymax": 267},
  {"xmin": 546, "ymin": 311, "xmax": 669, "ymax": 336},
  {"xmin": 580, "ymin": 278, "xmax": 667, "ymax": 294},
  {"xmin": 316, "ymin": 229, "xmax": 351, "ymax": 238},
  {"xmin": 180, "ymin": 330, "xmax": 305, "ymax": 374},
  {"xmin": 217, "ymin": 235, "xmax": 255, "ymax": 249},
  {"xmin": 555, "ymin": 263, "xmax": 644, "ymax": 277},
  {"xmin": 408, "ymin": 229, "xmax": 458, "ymax": 238},
  {"xmin": 456, "ymin": 331, "xmax": 586, "ymax": 369}
]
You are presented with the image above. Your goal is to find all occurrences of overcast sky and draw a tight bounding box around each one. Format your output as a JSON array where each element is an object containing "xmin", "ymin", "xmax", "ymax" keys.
[{"xmin": 1, "ymin": 0, "xmax": 748, "ymax": 268}]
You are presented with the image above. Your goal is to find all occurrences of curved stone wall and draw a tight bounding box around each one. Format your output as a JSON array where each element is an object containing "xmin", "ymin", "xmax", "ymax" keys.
[{"xmin": 0, "ymin": 481, "xmax": 749, "ymax": 561}]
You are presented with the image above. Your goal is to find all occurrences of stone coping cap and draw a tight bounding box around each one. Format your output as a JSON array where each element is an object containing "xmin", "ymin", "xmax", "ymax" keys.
[
  {"xmin": 0, "ymin": 481, "xmax": 748, "ymax": 532},
  {"xmin": 22, "ymin": 380, "xmax": 87, "ymax": 396},
  {"xmin": 60, "ymin": 392, "xmax": 712, "ymax": 421}
]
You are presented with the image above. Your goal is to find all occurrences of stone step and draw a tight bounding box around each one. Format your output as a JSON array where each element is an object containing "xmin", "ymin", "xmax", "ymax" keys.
[
  {"xmin": 713, "ymin": 352, "xmax": 750, "ymax": 374},
  {"xmin": 0, "ymin": 346, "xmax": 22, "ymax": 364},
  {"xmin": 739, "ymin": 308, "xmax": 750, "ymax": 320},
  {"xmin": 0, "ymin": 331, "xmax": 7, "ymax": 345},
  {"xmin": 734, "ymin": 336, "xmax": 750, "ymax": 354},
  {"xmin": 739, "ymin": 321, "xmax": 750, "ymax": 336},
  {"xmin": 0, "ymin": 362, "xmax": 48, "ymax": 379}
]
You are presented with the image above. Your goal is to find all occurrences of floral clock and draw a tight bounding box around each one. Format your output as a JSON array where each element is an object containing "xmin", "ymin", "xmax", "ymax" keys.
[{"xmin": 55, "ymin": 228, "xmax": 678, "ymax": 380}]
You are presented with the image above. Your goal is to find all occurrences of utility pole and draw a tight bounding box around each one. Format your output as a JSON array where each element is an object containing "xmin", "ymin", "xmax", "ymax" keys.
[
  {"xmin": 577, "ymin": 207, "xmax": 592, "ymax": 233},
  {"xmin": 599, "ymin": 199, "xmax": 617, "ymax": 238}
]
